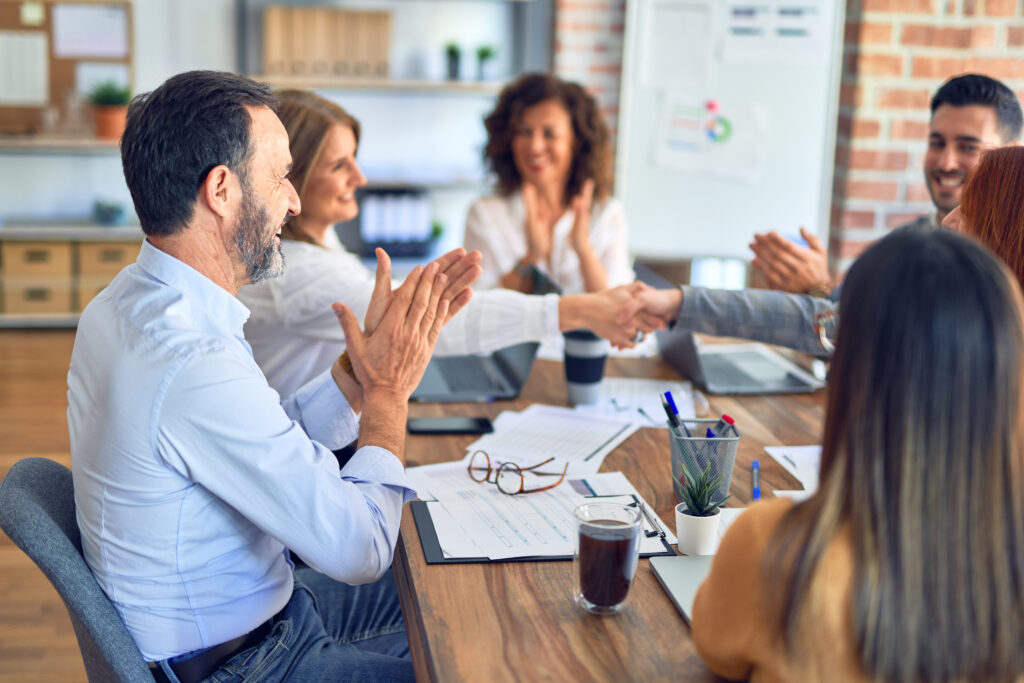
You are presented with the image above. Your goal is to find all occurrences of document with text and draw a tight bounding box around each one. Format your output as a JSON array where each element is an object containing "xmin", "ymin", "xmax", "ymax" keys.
[
  {"xmin": 411, "ymin": 470, "xmax": 676, "ymax": 561},
  {"xmin": 465, "ymin": 404, "xmax": 638, "ymax": 474}
]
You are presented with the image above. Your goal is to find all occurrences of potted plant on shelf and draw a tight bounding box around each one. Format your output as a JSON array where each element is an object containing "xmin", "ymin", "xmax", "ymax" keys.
[
  {"xmin": 445, "ymin": 42, "xmax": 461, "ymax": 81},
  {"xmin": 88, "ymin": 81, "xmax": 131, "ymax": 141},
  {"xmin": 674, "ymin": 462, "xmax": 731, "ymax": 555},
  {"xmin": 476, "ymin": 45, "xmax": 496, "ymax": 81}
]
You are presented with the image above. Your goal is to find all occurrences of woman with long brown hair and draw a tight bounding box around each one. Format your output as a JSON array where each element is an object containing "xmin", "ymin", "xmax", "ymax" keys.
[
  {"xmin": 691, "ymin": 227, "xmax": 1024, "ymax": 682},
  {"xmin": 464, "ymin": 73, "xmax": 631, "ymax": 294}
]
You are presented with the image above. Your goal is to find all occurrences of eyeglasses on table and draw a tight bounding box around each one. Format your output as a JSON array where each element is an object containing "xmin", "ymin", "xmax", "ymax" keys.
[{"xmin": 466, "ymin": 450, "xmax": 569, "ymax": 495}]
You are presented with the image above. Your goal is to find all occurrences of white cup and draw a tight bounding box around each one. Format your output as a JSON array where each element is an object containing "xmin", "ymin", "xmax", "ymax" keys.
[{"xmin": 563, "ymin": 330, "xmax": 610, "ymax": 405}]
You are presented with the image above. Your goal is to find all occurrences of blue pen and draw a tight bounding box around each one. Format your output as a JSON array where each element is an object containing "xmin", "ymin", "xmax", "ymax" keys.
[
  {"xmin": 664, "ymin": 391, "xmax": 691, "ymax": 436},
  {"xmin": 664, "ymin": 391, "xmax": 679, "ymax": 415},
  {"xmin": 705, "ymin": 428, "xmax": 716, "ymax": 439},
  {"xmin": 751, "ymin": 460, "xmax": 761, "ymax": 500}
]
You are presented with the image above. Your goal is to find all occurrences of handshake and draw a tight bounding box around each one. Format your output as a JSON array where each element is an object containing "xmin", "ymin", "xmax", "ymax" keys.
[
  {"xmin": 558, "ymin": 281, "xmax": 683, "ymax": 350},
  {"xmin": 333, "ymin": 247, "xmax": 686, "ymax": 410}
]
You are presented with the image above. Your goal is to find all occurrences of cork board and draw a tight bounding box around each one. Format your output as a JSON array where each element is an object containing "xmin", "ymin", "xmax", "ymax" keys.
[{"xmin": 0, "ymin": 0, "xmax": 133, "ymax": 135}]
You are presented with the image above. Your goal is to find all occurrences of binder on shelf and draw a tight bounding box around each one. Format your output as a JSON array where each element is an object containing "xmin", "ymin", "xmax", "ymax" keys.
[
  {"xmin": 260, "ymin": 6, "xmax": 390, "ymax": 80},
  {"xmin": 262, "ymin": 5, "xmax": 288, "ymax": 76},
  {"xmin": 359, "ymin": 189, "xmax": 434, "ymax": 257}
]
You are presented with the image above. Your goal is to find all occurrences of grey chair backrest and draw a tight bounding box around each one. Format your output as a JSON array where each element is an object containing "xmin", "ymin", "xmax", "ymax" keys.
[{"xmin": 0, "ymin": 457, "xmax": 154, "ymax": 683}]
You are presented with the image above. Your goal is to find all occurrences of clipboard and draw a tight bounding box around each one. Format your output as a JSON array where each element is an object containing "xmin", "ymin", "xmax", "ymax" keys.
[{"xmin": 411, "ymin": 494, "xmax": 676, "ymax": 565}]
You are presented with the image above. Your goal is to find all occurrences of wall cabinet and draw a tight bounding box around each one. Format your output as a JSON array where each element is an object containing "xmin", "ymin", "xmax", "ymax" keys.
[{"xmin": 0, "ymin": 226, "xmax": 142, "ymax": 326}]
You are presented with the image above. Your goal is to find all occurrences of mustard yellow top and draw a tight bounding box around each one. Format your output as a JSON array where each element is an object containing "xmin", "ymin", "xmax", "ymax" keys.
[{"xmin": 691, "ymin": 498, "xmax": 867, "ymax": 683}]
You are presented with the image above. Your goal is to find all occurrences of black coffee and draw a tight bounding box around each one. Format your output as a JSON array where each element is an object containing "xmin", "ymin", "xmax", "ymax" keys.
[{"xmin": 578, "ymin": 520, "xmax": 640, "ymax": 607}]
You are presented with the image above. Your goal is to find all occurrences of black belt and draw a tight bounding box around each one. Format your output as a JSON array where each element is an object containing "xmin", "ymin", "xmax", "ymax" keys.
[{"xmin": 149, "ymin": 618, "xmax": 273, "ymax": 683}]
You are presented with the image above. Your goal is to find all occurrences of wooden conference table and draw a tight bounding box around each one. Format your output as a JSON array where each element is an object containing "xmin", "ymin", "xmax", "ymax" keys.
[{"xmin": 396, "ymin": 356, "xmax": 826, "ymax": 681}]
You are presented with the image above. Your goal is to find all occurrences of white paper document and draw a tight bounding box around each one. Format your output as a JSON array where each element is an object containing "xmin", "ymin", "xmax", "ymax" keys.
[
  {"xmin": 0, "ymin": 31, "xmax": 48, "ymax": 105},
  {"xmin": 419, "ymin": 471, "xmax": 675, "ymax": 560},
  {"xmin": 574, "ymin": 378, "xmax": 695, "ymax": 428},
  {"xmin": 640, "ymin": 0, "xmax": 714, "ymax": 88},
  {"xmin": 722, "ymin": 0, "xmax": 828, "ymax": 64},
  {"xmin": 764, "ymin": 445, "xmax": 821, "ymax": 494},
  {"xmin": 52, "ymin": 4, "xmax": 128, "ymax": 58},
  {"xmin": 653, "ymin": 93, "xmax": 769, "ymax": 182},
  {"xmin": 466, "ymin": 404, "xmax": 638, "ymax": 474},
  {"xmin": 405, "ymin": 459, "xmax": 475, "ymax": 502},
  {"xmin": 717, "ymin": 507, "xmax": 744, "ymax": 542}
]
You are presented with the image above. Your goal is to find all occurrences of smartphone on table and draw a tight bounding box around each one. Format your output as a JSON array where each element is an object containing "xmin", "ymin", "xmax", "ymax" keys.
[{"xmin": 407, "ymin": 416, "xmax": 494, "ymax": 435}]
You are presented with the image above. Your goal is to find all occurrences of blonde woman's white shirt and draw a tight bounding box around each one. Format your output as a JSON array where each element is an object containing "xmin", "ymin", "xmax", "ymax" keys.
[
  {"xmin": 239, "ymin": 229, "xmax": 560, "ymax": 397},
  {"xmin": 463, "ymin": 191, "xmax": 633, "ymax": 294}
]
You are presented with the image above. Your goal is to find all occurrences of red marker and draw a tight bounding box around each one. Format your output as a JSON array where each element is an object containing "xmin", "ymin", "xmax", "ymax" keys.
[{"xmin": 714, "ymin": 414, "xmax": 736, "ymax": 436}]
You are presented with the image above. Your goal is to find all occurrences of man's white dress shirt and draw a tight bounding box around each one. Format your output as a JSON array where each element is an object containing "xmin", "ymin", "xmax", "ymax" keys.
[{"xmin": 67, "ymin": 240, "xmax": 415, "ymax": 661}]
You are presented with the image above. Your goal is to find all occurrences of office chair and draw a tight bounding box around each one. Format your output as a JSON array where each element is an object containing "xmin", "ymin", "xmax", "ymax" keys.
[{"xmin": 0, "ymin": 457, "xmax": 155, "ymax": 683}]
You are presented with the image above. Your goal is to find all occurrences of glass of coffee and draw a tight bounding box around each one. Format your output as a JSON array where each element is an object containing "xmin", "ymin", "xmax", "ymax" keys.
[{"xmin": 573, "ymin": 501, "xmax": 642, "ymax": 615}]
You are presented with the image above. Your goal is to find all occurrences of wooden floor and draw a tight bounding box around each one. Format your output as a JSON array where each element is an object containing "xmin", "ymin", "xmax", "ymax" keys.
[{"xmin": 0, "ymin": 330, "xmax": 87, "ymax": 682}]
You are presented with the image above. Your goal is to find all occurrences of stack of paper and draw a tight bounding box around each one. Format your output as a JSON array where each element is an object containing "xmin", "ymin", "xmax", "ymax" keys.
[
  {"xmin": 466, "ymin": 404, "xmax": 638, "ymax": 474},
  {"xmin": 573, "ymin": 377, "xmax": 696, "ymax": 428},
  {"xmin": 764, "ymin": 445, "xmax": 821, "ymax": 501}
]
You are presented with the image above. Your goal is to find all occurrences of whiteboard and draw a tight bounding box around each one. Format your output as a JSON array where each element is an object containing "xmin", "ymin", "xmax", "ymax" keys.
[{"xmin": 616, "ymin": 0, "xmax": 845, "ymax": 260}]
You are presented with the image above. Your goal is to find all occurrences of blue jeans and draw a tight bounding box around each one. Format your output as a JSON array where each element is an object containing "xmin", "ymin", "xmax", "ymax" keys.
[{"xmin": 158, "ymin": 567, "xmax": 414, "ymax": 682}]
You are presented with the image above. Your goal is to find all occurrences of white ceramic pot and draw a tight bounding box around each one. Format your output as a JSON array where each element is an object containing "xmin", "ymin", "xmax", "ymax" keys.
[{"xmin": 675, "ymin": 503, "xmax": 721, "ymax": 556}]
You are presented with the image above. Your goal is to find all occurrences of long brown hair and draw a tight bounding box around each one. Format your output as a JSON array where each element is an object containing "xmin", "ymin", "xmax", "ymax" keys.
[
  {"xmin": 274, "ymin": 89, "xmax": 361, "ymax": 242},
  {"xmin": 765, "ymin": 228, "xmax": 1024, "ymax": 682},
  {"xmin": 482, "ymin": 72, "xmax": 613, "ymax": 202},
  {"xmin": 960, "ymin": 145, "xmax": 1024, "ymax": 291}
]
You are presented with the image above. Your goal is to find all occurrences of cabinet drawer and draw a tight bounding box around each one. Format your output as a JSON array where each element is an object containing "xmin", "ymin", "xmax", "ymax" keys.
[
  {"xmin": 78, "ymin": 242, "xmax": 136, "ymax": 279},
  {"xmin": 1, "ymin": 242, "xmax": 73, "ymax": 279},
  {"xmin": 3, "ymin": 281, "xmax": 73, "ymax": 314}
]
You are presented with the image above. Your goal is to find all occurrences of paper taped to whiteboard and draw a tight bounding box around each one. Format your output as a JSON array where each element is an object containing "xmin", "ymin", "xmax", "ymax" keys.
[
  {"xmin": 652, "ymin": 93, "xmax": 768, "ymax": 182},
  {"xmin": 641, "ymin": 0, "xmax": 714, "ymax": 88},
  {"xmin": 723, "ymin": 1, "xmax": 828, "ymax": 63}
]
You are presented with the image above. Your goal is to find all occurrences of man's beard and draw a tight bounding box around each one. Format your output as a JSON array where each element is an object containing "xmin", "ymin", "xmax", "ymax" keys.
[{"xmin": 235, "ymin": 183, "xmax": 284, "ymax": 285}]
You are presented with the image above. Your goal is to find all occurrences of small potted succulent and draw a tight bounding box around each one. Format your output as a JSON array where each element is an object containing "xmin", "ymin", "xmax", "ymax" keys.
[
  {"xmin": 476, "ymin": 44, "xmax": 496, "ymax": 81},
  {"xmin": 88, "ymin": 80, "xmax": 131, "ymax": 141},
  {"xmin": 674, "ymin": 461, "xmax": 730, "ymax": 555},
  {"xmin": 445, "ymin": 42, "xmax": 461, "ymax": 81}
]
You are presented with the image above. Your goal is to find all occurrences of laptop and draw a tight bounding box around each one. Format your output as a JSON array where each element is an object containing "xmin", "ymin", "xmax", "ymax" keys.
[
  {"xmin": 411, "ymin": 342, "xmax": 540, "ymax": 402},
  {"xmin": 633, "ymin": 263, "xmax": 824, "ymax": 395},
  {"xmin": 658, "ymin": 331, "xmax": 823, "ymax": 395},
  {"xmin": 649, "ymin": 554, "xmax": 714, "ymax": 623}
]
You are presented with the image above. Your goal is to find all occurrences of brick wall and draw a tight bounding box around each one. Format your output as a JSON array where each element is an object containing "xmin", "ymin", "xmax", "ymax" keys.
[
  {"xmin": 554, "ymin": 0, "xmax": 1024, "ymax": 278},
  {"xmin": 552, "ymin": 0, "xmax": 626, "ymax": 138},
  {"xmin": 834, "ymin": 0, "xmax": 1024, "ymax": 273}
]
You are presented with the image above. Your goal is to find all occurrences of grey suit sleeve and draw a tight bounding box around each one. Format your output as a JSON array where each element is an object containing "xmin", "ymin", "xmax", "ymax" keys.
[{"xmin": 674, "ymin": 285, "xmax": 835, "ymax": 356}]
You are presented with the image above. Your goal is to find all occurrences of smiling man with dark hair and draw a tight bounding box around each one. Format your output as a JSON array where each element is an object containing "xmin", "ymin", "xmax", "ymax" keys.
[{"xmin": 750, "ymin": 73, "xmax": 1022, "ymax": 297}]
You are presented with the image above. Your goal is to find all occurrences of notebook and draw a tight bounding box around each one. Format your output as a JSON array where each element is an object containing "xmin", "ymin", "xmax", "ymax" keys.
[
  {"xmin": 411, "ymin": 342, "xmax": 540, "ymax": 403},
  {"xmin": 649, "ymin": 554, "xmax": 714, "ymax": 623}
]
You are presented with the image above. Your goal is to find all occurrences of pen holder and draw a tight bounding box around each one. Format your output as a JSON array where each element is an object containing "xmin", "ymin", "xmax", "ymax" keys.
[{"xmin": 669, "ymin": 418, "xmax": 740, "ymax": 505}]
